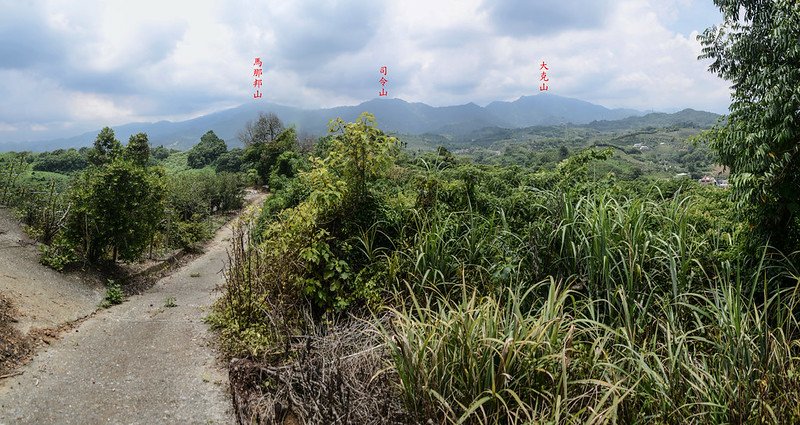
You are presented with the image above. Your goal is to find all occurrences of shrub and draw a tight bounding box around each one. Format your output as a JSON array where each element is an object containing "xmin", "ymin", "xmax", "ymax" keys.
[
  {"xmin": 187, "ymin": 130, "xmax": 227, "ymax": 169},
  {"xmin": 101, "ymin": 280, "xmax": 124, "ymax": 307}
]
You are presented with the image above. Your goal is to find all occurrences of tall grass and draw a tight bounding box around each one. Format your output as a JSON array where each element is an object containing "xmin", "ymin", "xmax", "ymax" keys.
[
  {"xmin": 379, "ymin": 190, "xmax": 800, "ymax": 424},
  {"xmin": 382, "ymin": 266, "xmax": 800, "ymax": 424}
]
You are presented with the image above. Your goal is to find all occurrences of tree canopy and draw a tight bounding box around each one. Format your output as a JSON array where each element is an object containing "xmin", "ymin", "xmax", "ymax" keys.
[
  {"xmin": 64, "ymin": 129, "xmax": 165, "ymax": 262},
  {"xmin": 243, "ymin": 125, "xmax": 298, "ymax": 185},
  {"xmin": 88, "ymin": 127, "xmax": 122, "ymax": 166},
  {"xmin": 238, "ymin": 112, "xmax": 284, "ymax": 146},
  {"xmin": 187, "ymin": 130, "xmax": 227, "ymax": 169},
  {"xmin": 125, "ymin": 132, "xmax": 151, "ymax": 167},
  {"xmin": 698, "ymin": 0, "xmax": 800, "ymax": 252}
]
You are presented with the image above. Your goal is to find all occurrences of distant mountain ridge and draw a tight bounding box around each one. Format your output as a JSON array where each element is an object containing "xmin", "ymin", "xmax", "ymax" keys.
[{"xmin": 0, "ymin": 94, "xmax": 720, "ymax": 152}]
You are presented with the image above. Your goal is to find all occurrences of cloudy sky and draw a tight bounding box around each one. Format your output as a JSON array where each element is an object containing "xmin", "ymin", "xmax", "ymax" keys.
[{"xmin": 0, "ymin": 0, "xmax": 730, "ymax": 143}]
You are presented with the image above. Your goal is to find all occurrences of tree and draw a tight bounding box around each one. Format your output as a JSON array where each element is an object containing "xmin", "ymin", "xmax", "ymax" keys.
[
  {"xmin": 152, "ymin": 145, "xmax": 171, "ymax": 160},
  {"xmin": 243, "ymin": 127, "xmax": 298, "ymax": 185},
  {"xmin": 215, "ymin": 148, "xmax": 244, "ymax": 173},
  {"xmin": 88, "ymin": 127, "xmax": 122, "ymax": 166},
  {"xmin": 305, "ymin": 112, "xmax": 398, "ymax": 221},
  {"xmin": 32, "ymin": 148, "xmax": 88, "ymax": 173},
  {"xmin": 698, "ymin": 0, "xmax": 800, "ymax": 251},
  {"xmin": 125, "ymin": 132, "xmax": 151, "ymax": 166},
  {"xmin": 187, "ymin": 130, "xmax": 227, "ymax": 169},
  {"xmin": 64, "ymin": 129, "xmax": 165, "ymax": 263},
  {"xmin": 238, "ymin": 112, "xmax": 284, "ymax": 146}
]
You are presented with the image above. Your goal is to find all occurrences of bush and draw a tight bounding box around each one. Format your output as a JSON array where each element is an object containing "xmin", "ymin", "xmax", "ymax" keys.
[
  {"xmin": 171, "ymin": 216, "xmax": 213, "ymax": 250},
  {"xmin": 187, "ymin": 130, "xmax": 227, "ymax": 169},
  {"xmin": 215, "ymin": 148, "xmax": 244, "ymax": 173},
  {"xmin": 32, "ymin": 149, "xmax": 87, "ymax": 174},
  {"xmin": 101, "ymin": 280, "xmax": 124, "ymax": 307},
  {"xmin": 167, "ymin": 170, "xmax": 245, "ymax": 220},
  {"xmin": 39, "ymin": 235, "xmax": 78, "ymax": 271}
]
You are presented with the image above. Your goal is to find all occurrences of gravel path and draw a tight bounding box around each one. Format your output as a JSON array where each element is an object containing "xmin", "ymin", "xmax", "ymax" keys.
[{"xmin": 0, "ymin": 217, "xmax": 242, "ymax": 424}]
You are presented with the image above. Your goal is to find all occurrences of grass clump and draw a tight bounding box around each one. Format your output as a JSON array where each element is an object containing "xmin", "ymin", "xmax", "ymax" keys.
[{"xmin": 101, "ymin": 279, "xmax": 124, "ymax": 308}]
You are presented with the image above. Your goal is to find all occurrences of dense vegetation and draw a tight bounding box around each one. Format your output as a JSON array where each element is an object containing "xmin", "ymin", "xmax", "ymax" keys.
[
  {"xmin": 0, "ymin": 127, "xmax": 249, "ymax": 270},
  {"xmin": 210, "ymin": 103, "xmax": 799, "ymax": 423},
  {"xmin": 698, "ymin": 0, "xmax": 800, "ymax": 253},
  {"xmin": 206, "ymin": 9, "xmax": 800, "ymax": 416},
  {"xmin": 2, "ymin": 2, "xmax": 796, "ymax": 422}
]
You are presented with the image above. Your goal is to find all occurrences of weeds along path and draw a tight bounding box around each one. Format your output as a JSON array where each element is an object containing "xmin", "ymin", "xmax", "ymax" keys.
[{"xmin": 0, "ymin": 193, "xmax": 265, "ymax": 424}]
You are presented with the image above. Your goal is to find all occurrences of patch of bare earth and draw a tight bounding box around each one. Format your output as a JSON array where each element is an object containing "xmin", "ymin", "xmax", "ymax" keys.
[
  {"xmin": 0, "ymin": 294, "xmax": 29, "ymax": 377},
  {"xmin": 0, "ymin": 208, "xmax": 105, "ymax": 379}
]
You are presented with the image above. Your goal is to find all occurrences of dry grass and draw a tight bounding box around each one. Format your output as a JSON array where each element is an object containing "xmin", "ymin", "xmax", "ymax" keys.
[{"xmin": 229, "ymin": 316, "xmax": 407, "ymax": 425}]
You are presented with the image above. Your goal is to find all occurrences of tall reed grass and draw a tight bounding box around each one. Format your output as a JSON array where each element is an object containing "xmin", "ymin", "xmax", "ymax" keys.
[{"xmin": 380, "ymin": 190, "xmax": 800, "ymax": 424}]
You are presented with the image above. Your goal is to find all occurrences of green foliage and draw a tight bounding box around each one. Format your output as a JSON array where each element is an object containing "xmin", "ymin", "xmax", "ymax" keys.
[
  {"xmin": 39, "ymin": 234, "xmax": 77, "ymax": 271},
  {"xmin": 32, "ymin": 148, "xmax": 88, "ymax": 174},
  {"xmin": 213, "ymin": 109, "xmax": 800, "ymax": 423},
  {"xmin": 698, "ymin": 0, "xmax": 800, "ymax": 252},
  {"xmin": 152, "ymin": 145, "xmax": 171, "ymax": 160},
  {"xmin": 268, "ymin": 150, "xmax": 303, "ymax": 190},
  {"xmin": 158, "ymin": 150, "xmax": 191, "ymax": 173},
  {"xmin": 87, "ymin": 127, "xmax": 122, "ymax": 166},
  {"xmin": 221, "ymin": 113, "xmax": 399, "ymax": 321},
  {"xmin": 215, "ymin": 148, "xmax": 244, "ymax": 173},
  {"xmin": 187, "ymin": 130, "xmax": 227, "ymax": 169},
  {"xmin": 101, "ymin": 279, "xmax": 124, "ymax": 307},
  {"xmin": 384, "ymin": 280, "xmax": 576, "ymax": 424},
  {"xmin": 167, "ymin": 170, "xmax": 245, "ymax": 220},
  {"xmin": 382, "ymin": 259, "xmax": 800, "ymax": 424},
  {"xmin": 2, "ymin": 130, "xmax": 242, "ymax": 271},
  {"xmin": 64, "ymin": 139, "xmax": 166, "ymax": 262},
  {"xmin": 319, "ymin": 114, "xmax": 399, "ymax": 202},
  {"xmin": 124, "ymin": 132, "xmax": 151, "ymax": 166},
  {"xmin": 164, "ymin": 170, "xmax": 243, "ymax": 250},
  {"xmin": 0, "ymin": 152, "xmax": 30, "ymax": 205},
  {"xmin": 170, "ymin": 217, "xmax": 213, "ymax": 250},
  {"xmin": 243, "ymin": 127, "xmax": 299, "ymax": 186}
]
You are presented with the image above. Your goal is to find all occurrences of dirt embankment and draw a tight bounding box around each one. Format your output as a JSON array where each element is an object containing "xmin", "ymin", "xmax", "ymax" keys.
[{"xmin": 0, "ymin": 209, "xmax": 105, "ymax": 376}]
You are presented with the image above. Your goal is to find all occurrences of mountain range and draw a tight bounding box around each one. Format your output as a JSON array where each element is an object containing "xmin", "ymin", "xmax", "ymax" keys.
[{"xmin": 0, "ymin": 94, "xmax": 720, "ymax": 152}]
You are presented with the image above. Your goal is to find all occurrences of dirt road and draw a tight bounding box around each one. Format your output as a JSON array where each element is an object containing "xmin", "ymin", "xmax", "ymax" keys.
[{"xmin": 0, "ymin": 208, "xmax": 253, "ymax": 423}]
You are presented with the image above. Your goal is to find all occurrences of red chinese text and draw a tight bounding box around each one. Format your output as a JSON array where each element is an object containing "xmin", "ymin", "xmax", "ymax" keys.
[
  {"xmin": 253, "ymin": 57, "xmax": 263, "ymax": 99},
  {"xmin": 379, "ymin": 66, "xmax": 388, "ymax": 97},
  {"xmin": 539, "ymin": 60, "xmax": 549, "ymax": 91}
]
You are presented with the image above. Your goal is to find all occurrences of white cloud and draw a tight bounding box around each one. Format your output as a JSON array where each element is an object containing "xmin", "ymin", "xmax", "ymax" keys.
[
  {"xmin": 0, "ymin": 123, "xmax": 17, "ymax": 132},
  {"xmin": 0, "ymin": 0, "xmax": 731, "ymax": 143}
]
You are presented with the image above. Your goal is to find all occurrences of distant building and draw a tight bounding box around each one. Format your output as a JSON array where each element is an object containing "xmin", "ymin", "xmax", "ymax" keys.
[
  {"xmin": 699, "ymin": 176, "xmax": 718, "ymax": 186},
  {"xmin": 717, "ymin": 179, "xmax": 729, "ymax": 188},
  {"xmin": 674, "ymin": 173, "xmax": 690, "ymax": 179}
]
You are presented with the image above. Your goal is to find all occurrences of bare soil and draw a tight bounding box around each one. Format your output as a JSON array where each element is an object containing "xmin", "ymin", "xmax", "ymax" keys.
[
  {"xmin": 0, "ymin": 209, "xmax": 105, "ymax": 377},
  {"xmin": 0, "ymin": 191, "xmax": 265, "ymax": 424}
]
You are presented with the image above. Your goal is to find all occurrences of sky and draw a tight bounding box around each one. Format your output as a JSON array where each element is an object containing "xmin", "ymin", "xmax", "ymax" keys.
[{"xmin": 0, "ymin": 0, "xmax": 731, "ymax": 144}]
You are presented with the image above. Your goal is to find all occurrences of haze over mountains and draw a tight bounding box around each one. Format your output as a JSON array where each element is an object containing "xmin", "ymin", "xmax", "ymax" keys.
[{"xmin": 0, "ymin": 94, "xmax": 720, "ymax": 152}]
